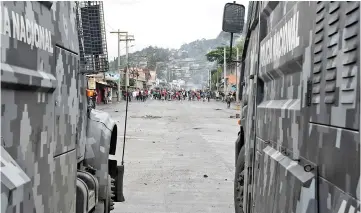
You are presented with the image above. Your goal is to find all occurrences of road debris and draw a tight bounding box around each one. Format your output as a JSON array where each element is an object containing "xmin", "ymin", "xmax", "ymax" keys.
[{"xmin": 130, "ymin": 115, "xmax": 162, "ymax": 119}]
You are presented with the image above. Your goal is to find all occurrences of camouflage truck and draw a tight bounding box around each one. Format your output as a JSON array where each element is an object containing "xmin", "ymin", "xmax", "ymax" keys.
[
  {"xmin": 1, "ymin": 2, "xmax": 124, "ymax": 213},
  {"xmin": 222, "ymin": 1, "xmax": 360, "ymax": 213}
]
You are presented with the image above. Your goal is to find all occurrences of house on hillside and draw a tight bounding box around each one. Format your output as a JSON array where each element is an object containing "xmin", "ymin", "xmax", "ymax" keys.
[{"xmin": 128, "ymin": 67, "xmax": 153, "ymax": 89}]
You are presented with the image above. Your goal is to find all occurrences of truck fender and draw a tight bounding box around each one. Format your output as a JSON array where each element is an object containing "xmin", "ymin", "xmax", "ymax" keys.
[
  {"xmin": 235, "ymin": 126, "xmax": 245, "ymax": 165},
  {"xmin": 85, "ymin": 109, "xmax": 117, "ymax": 201},
  {"xmin": 88, "ymin": 109, "xmax": 118, "ymax": 155}
]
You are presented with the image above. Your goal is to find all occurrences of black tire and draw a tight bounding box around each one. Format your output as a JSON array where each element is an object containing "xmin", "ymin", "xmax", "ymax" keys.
[
  {"xmin": 104, "ymin": 175, "xmax": 115, "ymax": 213},
  {"xmin": 234, "ymin": 146, "xmax": 245, "ymax": 213}
]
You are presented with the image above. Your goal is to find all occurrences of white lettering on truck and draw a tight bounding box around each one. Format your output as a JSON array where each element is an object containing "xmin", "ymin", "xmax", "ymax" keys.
[
  {"xmin": 1, "ymin": 6, "xmax": 53, "ymax": 54},
  {"xmin": 260, "ymin": 11, "xmax": 299, "ymax": 67}
]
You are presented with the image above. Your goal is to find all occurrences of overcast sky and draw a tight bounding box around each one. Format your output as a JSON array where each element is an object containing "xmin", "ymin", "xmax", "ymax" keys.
[{"xmin": 103, "ymin": 0, "xmax": 249, "ymax": 59}]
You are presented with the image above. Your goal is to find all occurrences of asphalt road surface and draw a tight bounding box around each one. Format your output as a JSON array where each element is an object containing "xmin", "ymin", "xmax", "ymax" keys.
[{"xmin": 100, "ymin": 99, "xmax": 239, "ymax": 213}]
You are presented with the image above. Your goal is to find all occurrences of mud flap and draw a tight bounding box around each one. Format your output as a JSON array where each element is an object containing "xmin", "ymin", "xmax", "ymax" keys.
[{"xmin": 108, "ymin": 159, "xmax": 125, "ymax": 202}]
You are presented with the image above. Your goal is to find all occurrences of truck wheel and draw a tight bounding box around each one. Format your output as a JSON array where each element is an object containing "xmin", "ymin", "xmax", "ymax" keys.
[
  {"xmin": 104, "ymin": 175, "xmax": 115, "ymax": 213},
  {"xmin": 234, "ymin": 146, "xmax": 245, "ymax": 213},
  {"xmin": 109, "ymin": 177, "xmax": 115, "ymax": 211}
]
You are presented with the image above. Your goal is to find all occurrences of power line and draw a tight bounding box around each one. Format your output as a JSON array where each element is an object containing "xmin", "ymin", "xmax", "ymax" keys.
[
  {"xmin": 110, "ymin": 31, "xmax": 135, "ymax": 100},
  {"xmin": 105, "ymin": 22, "xmax": 116, "ymax": 32}
]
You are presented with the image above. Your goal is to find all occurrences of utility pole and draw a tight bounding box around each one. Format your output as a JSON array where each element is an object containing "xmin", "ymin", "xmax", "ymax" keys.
[
  {"xmin": 216, "ymin": 66, "xmax": 219, "ymax": 92},
  {"xmin": 125, "ymin": 33, "xmax": 130, "ymax": 92},
  {"xmin": 208, "ymin": 70, "xmax": 211, "ymax": 89},
  {"xmin": 110, "ymin": 30, "xmax": 128, "ymax": 102},
  {"xmin": 236, "ymin": 47, "xmax": 239, "ymax": 103},
  {"xmin": 223, "ymin": 46, "xmax": 227, "ymax": 94},
  {"xmin": 119, "ymin": 33, "xmax": 134, "ymax": 95}
]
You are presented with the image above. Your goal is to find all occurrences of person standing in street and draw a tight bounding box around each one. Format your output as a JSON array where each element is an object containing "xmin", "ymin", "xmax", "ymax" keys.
[
  {"xmin": 128, "ymin": 89, "xmax": 132, "ymax": 102},
  {"xmin": 140, "ymin": 89, "xmax": 144, "ymax": 102},
  {"xmin": 107, "ymin": 89, "xmax": 112, "ymax": 103},
  {"xmin": 161, "ymin": 90, "xmax": 165, "ymax": 101},
  {"xmin": 133, "ymin": 90, "xmax": 137, "ymax": 101},
  {"xmin": 176, "ymin": 90, "xmax": 180, "ymax": 101},
  {"xmin": 143, "ymin": 89, "xmax": 147, "ymax": 101},
  {"xmin": 103, "ymin": 88, "xmax": 108, "ymax": 104},
  {"xmin": 226, "ymin": 93, "xmax": 231, "ymax": 108},
  {"xmin": 137, "ymin": 89, "xmax": 141, "ymax": 101}
]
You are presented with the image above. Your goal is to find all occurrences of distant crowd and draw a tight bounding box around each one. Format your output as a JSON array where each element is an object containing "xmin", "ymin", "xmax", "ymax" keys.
[
  {"xmin": 151, "ymin": 88, "xmax": 211, "ymax": 101},
  {"xmin": 120, "ymin": 87, "xmax": 237, "ymax": 108},
  {"xmin": 121, "ymin": 88, "xmax": 149, "ymax": 102}
]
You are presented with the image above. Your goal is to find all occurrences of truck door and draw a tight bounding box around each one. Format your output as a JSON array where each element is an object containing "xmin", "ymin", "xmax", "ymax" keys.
[
  {"xmin": 52, "ymin": 46, "xmax": 79, "ymax": 213},
  {"xmin": 253, "ymin": 1, "xmax": 318, "ymax": 213}
]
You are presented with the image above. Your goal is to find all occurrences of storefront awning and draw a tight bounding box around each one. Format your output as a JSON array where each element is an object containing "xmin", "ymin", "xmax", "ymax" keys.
[{"xmin": 96, "ymin": 81, "xmax": 117, "ymax": 88}]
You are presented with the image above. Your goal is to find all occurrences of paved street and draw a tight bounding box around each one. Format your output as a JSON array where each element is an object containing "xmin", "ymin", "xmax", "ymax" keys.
[{"xmin": 100, "ymin": 99, "xmax": 239, "ymax": 213}]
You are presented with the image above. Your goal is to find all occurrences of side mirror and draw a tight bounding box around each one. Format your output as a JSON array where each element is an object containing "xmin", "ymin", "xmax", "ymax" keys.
[{"xmin": 222, "ymin": 2, "xmax": 245, "ymax": 34}]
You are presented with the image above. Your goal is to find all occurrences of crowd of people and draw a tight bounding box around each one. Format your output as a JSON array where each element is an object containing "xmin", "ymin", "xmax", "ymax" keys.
[
  {"xmin": 149, "ymin": 88, "xmax": 211, "ymax": 102},
  {"xmin": 120, "ymin": 87, "xmax": 237, "ymax": 108},
  {"xmin": 121, "ymin": 88, "xmax": 150, "ymax": 102}
]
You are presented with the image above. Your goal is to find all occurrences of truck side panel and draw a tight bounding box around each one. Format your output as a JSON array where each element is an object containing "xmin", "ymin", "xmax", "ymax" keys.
[
  {"xmin": 1, "ymin": 89, "xmax": 56, "ymax": 212},
  {"xmin": 242, "ymin": 2, "xmax": 260, "ymax": 211},
  {"xmin": 249, "ymin": 1, "xmax": 360, "ymax": 213},
  {"xmin": 308, "ymin": 1, "xmax": 360, "ymax": 195},
  {"xmin": 309, "ymin": 2, "xmax": 360, "ymax": 130},
  {"xmin": 53, "ymin": 2, "xmax": 80, "ymax": 53},
  {"xmin": 54, "ymin": 46, "xmax": 78, "ymax": 156},
  {"xmin": 1, "ymin": 2, "xmax": 84, "ymax": 212},
  {"xmin": 309, "ymin": 2, "xmax": 360, "ymax": 212},
  {"xmin": 53, "ymin": 149, "xmax": 77, "ymax": 213},
  {"xmin": 76, "ymin": 70, "xmax": 87, "ymax": 162}
]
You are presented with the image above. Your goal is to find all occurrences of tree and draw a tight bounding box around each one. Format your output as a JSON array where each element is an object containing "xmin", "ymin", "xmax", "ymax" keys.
[
  {"xmin": 108, "ymin": 46, "xmax": 172, "ymax": 72},
  {"xmin": 205, "ymin": 38, "xmax": 245, "ymax": 65},
  {"xmin": 236, "ymin": 38, "xmax": 245, "ymax": 52},
  {"xmin": 205, "ymin": 46, "xmax": 239, "ymax": 64},
  {"xmin": 210, "ymin": 68, "xmax": 223, "ymax": 90}
]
